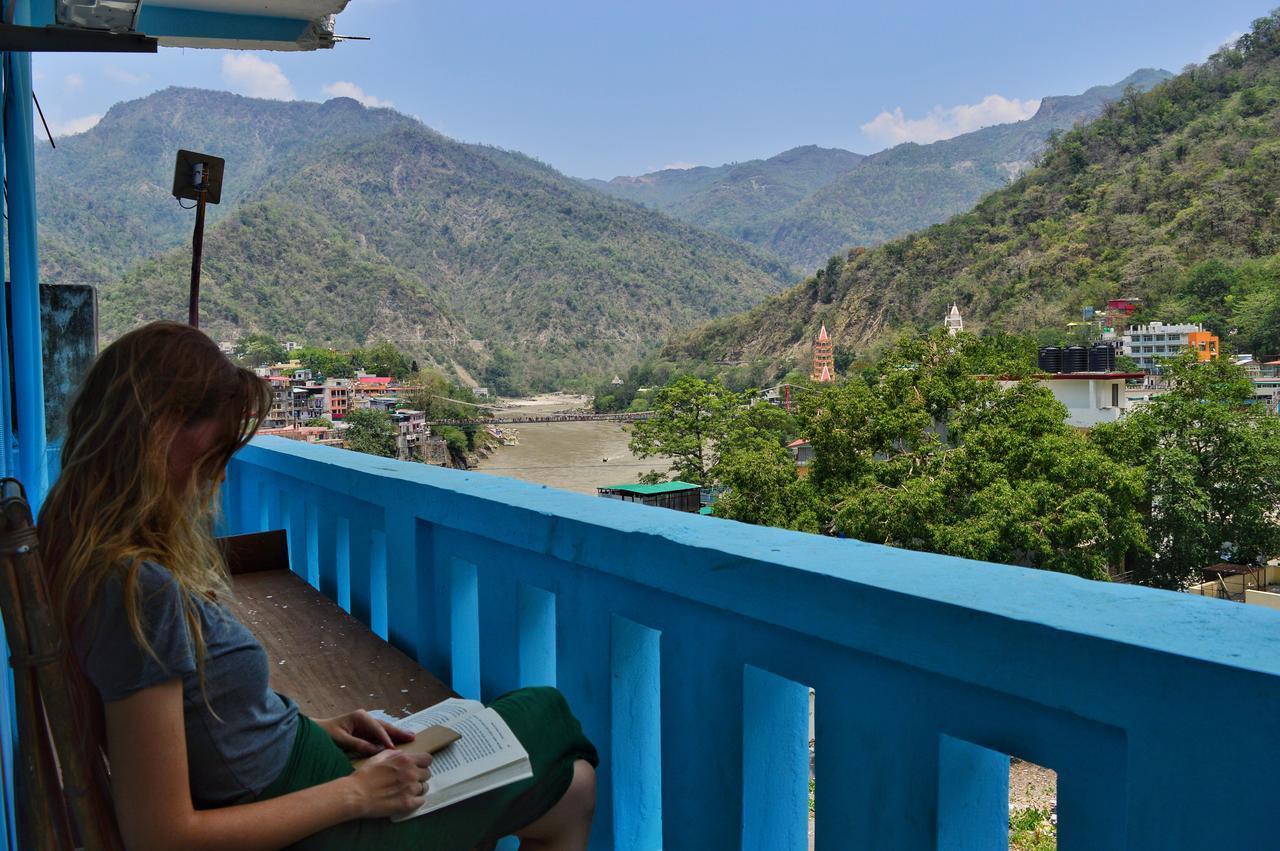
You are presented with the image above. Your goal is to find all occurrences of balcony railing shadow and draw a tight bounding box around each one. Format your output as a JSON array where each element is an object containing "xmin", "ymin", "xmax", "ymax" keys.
[{"xmin": 226, "ymin": 435, "xmax": 1280, "ymax": 851}]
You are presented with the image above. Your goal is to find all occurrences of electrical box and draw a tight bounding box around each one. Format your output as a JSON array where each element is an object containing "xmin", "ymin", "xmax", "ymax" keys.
[{"xmin": 172, "ymin": 150, "xmax": 225, "ymax": 205}]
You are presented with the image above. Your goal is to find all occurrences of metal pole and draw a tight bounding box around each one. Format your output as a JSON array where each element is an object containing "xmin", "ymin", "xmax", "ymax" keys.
[
  {"xmin": 0, "ymin": 58, "xmax": 11, "ymax": 481},
  {"xmin": 3, "ymin": 4, "xmax": 46, "ymax": 507},
  {"xmin": 188, "ymin": 189, "xmax": 206, "ymax": 327}
]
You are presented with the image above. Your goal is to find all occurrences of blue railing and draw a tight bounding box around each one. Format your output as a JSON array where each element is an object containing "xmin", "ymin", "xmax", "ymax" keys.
[{"xmin": 225, "ymin": 436, "xmax": 1280, "ymax": 850}]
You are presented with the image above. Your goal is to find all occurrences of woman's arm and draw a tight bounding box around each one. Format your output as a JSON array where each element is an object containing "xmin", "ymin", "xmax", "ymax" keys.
[{"xmin": 106, "ymin": 680, "xmax": 432, "ymax": 851}]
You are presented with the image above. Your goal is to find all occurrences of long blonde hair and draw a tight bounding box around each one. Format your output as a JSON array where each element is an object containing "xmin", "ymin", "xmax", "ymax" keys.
[{"xmin": 38, "ymin": 321, "xmax": 270, "ymax": 688}]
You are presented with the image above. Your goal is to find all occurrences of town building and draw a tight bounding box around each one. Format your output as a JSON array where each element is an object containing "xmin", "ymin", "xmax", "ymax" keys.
[
  {"xmin": 1121, "ymin": 322, "xmax": 1219, "ymax": 372},
  {"xmin": 787, "ymin": 438, "xmax": 813, "ymax": 476},
  {"xmin": 597, "ymin": 482, "xmax": 703, "ymax": 512},
  {"xmin": 811, "ymin": 324, "xmax": 835, "ymax": 383},
  {"xmin": 323, "ymin": 378, "xmax": 351, "ymax": 421},
  {"xmin": 990, "ymin": 371, "xmax": 1145, "ymax": 428},
  {"xmin": 943, "ymin": 303, "xmax": 964, "ymax": 336},
  {"xmin": 256, "ymin": 424, "xmax": 343, "ymax": 448}
]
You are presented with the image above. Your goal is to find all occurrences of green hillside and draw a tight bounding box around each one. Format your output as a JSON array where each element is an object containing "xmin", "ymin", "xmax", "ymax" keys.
[
  {"xmin": 583, "ymin": 145, "xmax": 865, "ymax": 247},
  {"xmin": 37, "ymin": 89, "xmax": 420, "ymax": 287},
  {"xmin": 663, "ymin": 19, "xmax": 1280, "ymax": 370},
  {"xmin": 38, "ymin": 88, "xmax": 794, "ymax": 389},
  {"xmin": 589, "ymin": 70, "xmax": 1170, "ymax": 271}
]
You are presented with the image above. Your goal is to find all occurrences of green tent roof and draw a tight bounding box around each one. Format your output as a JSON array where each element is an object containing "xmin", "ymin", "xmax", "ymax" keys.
[{"xmin": 599, "ymin": 481, "xmax": 701, "ymax": 495}]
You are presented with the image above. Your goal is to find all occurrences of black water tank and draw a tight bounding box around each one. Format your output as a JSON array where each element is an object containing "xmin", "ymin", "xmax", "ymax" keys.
[
  {"xmin": 1088, "ymin": 344, "xmax": 1116, "ymax": 372},
  {"xmin": 1037, "ymin": 346, "xmax": 1062, "ymax": 373},
  {"xmin": 1064, "ymin": 346, "xmax": 1088, "ymax": 373}
]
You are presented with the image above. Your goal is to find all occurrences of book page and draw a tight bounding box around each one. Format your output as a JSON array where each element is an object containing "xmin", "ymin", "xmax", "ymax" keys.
[
  {"xmin": 428, "ymin": 708, "xmax": 527, "ymax": 779},
  {"xmin": 394, "ymin": 698, "xmax": 484, "ymax": 733},
  {"xmin": 391, "ymin": 708, "xmax": 531, "ymax": 822}
]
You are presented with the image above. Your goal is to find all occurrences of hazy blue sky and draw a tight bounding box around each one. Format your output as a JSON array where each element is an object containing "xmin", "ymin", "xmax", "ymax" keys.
[{"xmin": 30, "ymin": 0, "xmax": 1278, "ymax": 178}]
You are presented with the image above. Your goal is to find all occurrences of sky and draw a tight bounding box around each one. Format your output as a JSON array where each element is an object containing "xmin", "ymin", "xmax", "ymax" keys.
[{"xmin": 29, "ymin": 0, "xmax": 1280, "ymax": 179}]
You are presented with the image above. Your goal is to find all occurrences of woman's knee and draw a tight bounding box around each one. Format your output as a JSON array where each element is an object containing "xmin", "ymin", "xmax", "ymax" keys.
[{"xmin": 567, "ymin": 759, "xmax": 596, "ymax": 819}]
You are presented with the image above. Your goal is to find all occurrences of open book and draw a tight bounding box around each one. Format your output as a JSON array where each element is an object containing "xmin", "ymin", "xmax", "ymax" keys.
[{"xmin": 371, "ymin": 698, "xmax": 533, "ymax": 821}]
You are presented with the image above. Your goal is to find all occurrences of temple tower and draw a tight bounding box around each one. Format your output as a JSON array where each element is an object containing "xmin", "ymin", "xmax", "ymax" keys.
[
  {"xmin": 944, "ymin": 303, "xmax": 964, "ymax": 336},
  {"xmin": 811, "ymin": 324, "xmax": 835, "ymax": 383}
]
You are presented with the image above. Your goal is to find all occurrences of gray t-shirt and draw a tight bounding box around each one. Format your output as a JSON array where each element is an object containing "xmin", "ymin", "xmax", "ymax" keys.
[{"xmin": 76, "ymin": 561, "xmax": 299, "ymax": 807}]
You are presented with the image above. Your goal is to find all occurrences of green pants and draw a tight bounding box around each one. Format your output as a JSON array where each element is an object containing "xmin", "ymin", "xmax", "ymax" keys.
[{"xmin": 258, "ymin": 687, "xmax": 599, "ymax": 850}]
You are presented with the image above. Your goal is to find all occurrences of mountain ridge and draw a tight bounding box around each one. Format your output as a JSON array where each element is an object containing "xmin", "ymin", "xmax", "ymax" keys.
[
  {"xmin": 38, "ymin": 87, "xmax": 795, "ymax": 390},
  {"xmin": 662, "ymin": 31, "xmax": 1280, "ymax": 371},
  {"xmin": 588, "ymin": 68, "xmax": 1173, "ymax": 270}
]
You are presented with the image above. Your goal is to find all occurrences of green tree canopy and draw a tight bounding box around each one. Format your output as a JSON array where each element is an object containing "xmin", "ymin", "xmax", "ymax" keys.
[
  {"xmin": 295, "ymin": 346, "xmax": 355, "ymax": 379},
  {"xmin": 1092, "ymin": 351, "xmax": 1280, "ymax": 587},
  {"xmin": 352, "ymin": 341, "xmax": 414, "ymax": 380},
  {"xmin": 343, "ymin": 408, "xmax": 397, "ymax": 458},
  {"xmin": 234, "ymin": 332, "xmax": 286, "ymax": 367}
]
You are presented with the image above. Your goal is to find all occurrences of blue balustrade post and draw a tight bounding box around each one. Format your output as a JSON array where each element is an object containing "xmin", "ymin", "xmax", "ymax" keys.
[
  {"xmin": 610, "ymin": 616, "xmax": 661, "ymax": 851},
  {"xmin": 448, "ymin": 558, "xmax": 480, "ymax": 699},
  {"xmin": 3, "ymin": 2, "xmax": 47, "ymax": 507},
  {"xmin": 660, "ymin": 622, "xmax": 744, "ymax": 850},
  {"xmin": 383, "ymin": 505, "xmax": 424, "ymax": 661},
  {"xmin": 814, "ymin": 672, "xmax": 940, "ymax": 849},
  {"xmin": 516, "ymin": 583, "xmax": 556, "ymax": 688},
  {"xmin": 742, "ymin": 666, "xmax": 809, "ymax": 851},
  {"xmin": 477, "ymin": 561, "xmax": 520, "ymax": 700},
  {"xmin": 936, "ymin": 735, "xmax": 1009, "ymax": 850}
]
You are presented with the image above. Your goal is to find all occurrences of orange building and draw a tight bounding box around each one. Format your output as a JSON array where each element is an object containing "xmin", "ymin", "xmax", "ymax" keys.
[
  {"xmin": 811, "ymin": 324, "xmax": 835, "ymax": 383},
  {"xmin": 1187, "ymin": 330, "xmax": 1219, "ymax": 361}
]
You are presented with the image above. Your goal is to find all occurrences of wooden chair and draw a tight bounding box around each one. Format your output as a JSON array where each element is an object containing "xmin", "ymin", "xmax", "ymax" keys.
[{"xmin": 0, "ymin": 478, "xmax": 123, "ymax": 850}]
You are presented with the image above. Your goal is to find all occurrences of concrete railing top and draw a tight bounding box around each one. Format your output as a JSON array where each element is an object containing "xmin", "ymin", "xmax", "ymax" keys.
[{"xmin": 242, "ymin": 436, "xmax": 1280, "ymax": 686}]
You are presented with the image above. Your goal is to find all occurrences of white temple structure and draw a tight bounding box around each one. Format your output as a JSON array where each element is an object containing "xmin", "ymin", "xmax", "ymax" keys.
[{"xmin": 944, "ymin": 303, "xmax": 964, "ymax": 336}]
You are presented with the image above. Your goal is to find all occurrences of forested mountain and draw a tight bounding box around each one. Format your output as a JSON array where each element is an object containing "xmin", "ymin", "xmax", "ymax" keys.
[
  {"xmin": 589, "ymin": 70, "xmax": 1171, "ymax": 270},
  {"xmin": 38, "ymin": 88, "xmax": 794, "ymax": 389},
  {"xmin": 663, "ymin": 21, "xmax": 1280, "ymax": 371},
  {"xmin": 583, "ymin": 146, "xmax": 865, "ymax": 248}
]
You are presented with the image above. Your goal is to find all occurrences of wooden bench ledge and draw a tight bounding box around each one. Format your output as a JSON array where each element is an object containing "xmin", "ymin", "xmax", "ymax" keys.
[{"xmin": 226, "ymin": 567, "xmax": 455, "ymax": 719}]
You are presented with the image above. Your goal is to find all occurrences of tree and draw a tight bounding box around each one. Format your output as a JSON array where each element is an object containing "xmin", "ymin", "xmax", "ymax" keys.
[
  {"xmin": 714, "ymin": 446, "xmax": 822, "ymax": 532},
  {"xmin": 343, "ymin": 409, "xmax": 397, "ymax": 458},
  {"xmin": 627, "ymin": 376, "xmax": 745, "ymax": 484},
  {"xmin": 234, "ymin": 332, "xmax": 285, "ymax": 367},
  {"xmin": 719, "ymin": 331, "xmax": 1146, "ymax": 579},
  {"xmin": 353, "ymin": 341, "xmax": 413, "ymax": 380},
  {"xmin": 295, "ymin": 346, "xmax": 354, "ymax": 379},
  {"xmin": 1092, "ymin": 352, "xmax": 1280, "ymax": 587},
  {"xmin": 403, "ymin": 368, "xmax": 482, "ymax": 419},
  {"xmin": 304, "ymin": 417, "xmax": 332, "ymax": 428}
]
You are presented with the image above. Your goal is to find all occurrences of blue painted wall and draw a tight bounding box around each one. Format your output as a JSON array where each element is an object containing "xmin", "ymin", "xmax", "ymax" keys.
[{"xmin": 227, "ymin": 436, "xmax": 1280, "ymax": 850}]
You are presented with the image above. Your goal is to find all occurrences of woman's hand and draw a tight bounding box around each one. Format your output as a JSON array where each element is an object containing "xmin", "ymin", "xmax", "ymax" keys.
[
  {"xmin": 316, "ymin": 709, "xmax": 415, "ymax": 757},
  {"xmin": 345, "ymin": 748, "xmax": 434, "ymax": 819}
]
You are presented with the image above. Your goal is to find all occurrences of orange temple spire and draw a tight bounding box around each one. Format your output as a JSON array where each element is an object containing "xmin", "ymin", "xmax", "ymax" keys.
[{"xmin": 811, "ymin": 324, "xmax": 835, "ymax": 383}]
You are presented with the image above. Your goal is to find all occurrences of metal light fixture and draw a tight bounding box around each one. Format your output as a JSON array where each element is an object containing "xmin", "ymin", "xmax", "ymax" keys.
[{"xmin": 55, "ymin": 0, "xmax": 143, "ymax": 33}]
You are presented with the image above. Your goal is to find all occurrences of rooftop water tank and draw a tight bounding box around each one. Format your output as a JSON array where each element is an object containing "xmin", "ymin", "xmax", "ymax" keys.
[
  {"xmin": 1088, "ymin": 344, "xmax": 1116, "ymax": 372},
  {"xmin": 1037, "ymin": 346, "xmax": 1062, "ymax": 373},
  {"xmin": 1064, "ymin": 346, "xmax": 1088, "ymax": 374}
]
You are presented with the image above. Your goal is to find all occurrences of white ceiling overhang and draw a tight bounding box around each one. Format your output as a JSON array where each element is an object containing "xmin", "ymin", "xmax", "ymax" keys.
[{"xmin": 135, "ymin": 0, "xmax": 352, "ymax": 51}]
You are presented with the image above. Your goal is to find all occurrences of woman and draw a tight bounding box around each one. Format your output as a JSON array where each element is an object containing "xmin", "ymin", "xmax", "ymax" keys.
[{"xmin": 38, "ymin": 321, "xmax": 597, "ymax": 851}]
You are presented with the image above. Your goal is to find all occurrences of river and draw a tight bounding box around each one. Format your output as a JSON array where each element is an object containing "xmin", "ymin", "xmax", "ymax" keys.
[{"xmin": 471, "ymin": 394, "xmax": 653, "ymax": 494}]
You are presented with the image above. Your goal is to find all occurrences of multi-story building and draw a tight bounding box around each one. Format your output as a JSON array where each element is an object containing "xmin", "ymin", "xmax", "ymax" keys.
[
  {"xmin": 1121, "ymin": 322, "xmax": 1219, "ymax": 372},
  {"xmin": 264, "ymin": 376, "xmax": 291, "ymax": 428},
  {"xmin": 323, "ymin": 378, "xmax": 351, "ymax": 421}
]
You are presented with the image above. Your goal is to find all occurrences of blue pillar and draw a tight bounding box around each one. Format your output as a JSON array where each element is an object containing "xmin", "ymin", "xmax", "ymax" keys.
[{"xmin": 3, "ymin": 0, "xmax": 47, "ymax": 506}]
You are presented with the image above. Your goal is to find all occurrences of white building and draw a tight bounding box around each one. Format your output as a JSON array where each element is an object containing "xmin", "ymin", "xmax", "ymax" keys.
[
  {"xmin": 1121, "ymin": 321, "xmax": 1202, "ymax": 371},
  {"xmin": 998, "ymin": 372, "xmax": 1143, "ymax": 428},
  {"xmin": 944, "ymin": 303, "xmax": 964, "ymax": 336}
]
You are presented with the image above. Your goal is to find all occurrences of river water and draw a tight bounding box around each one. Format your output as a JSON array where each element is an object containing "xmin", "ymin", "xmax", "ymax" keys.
[{"xmin": 471, "ymin": 394, "xmax": 654, "ymax": 494}]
